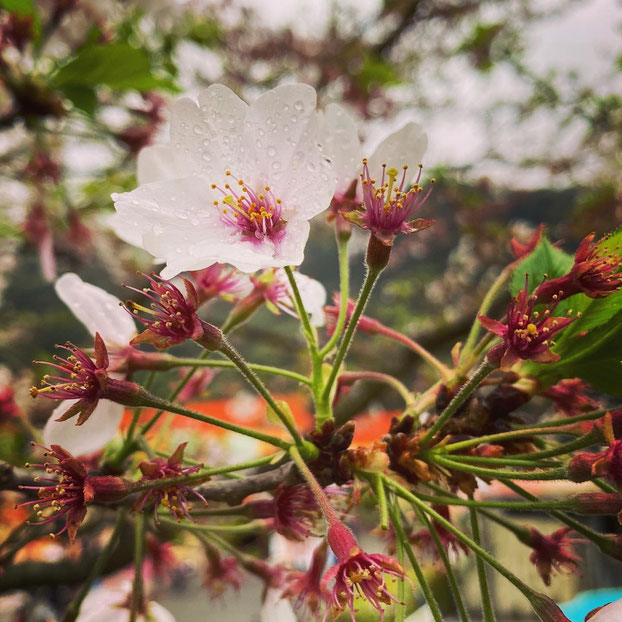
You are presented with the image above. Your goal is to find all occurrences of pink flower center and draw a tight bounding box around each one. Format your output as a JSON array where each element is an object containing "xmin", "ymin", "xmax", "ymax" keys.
[
  {"xmin": 360, "ymin": 160, "xmax": 433, "ymax": 233},
  {"xmin": 212, "ymin": 171, "xmax": 286, "ymax": 246}
]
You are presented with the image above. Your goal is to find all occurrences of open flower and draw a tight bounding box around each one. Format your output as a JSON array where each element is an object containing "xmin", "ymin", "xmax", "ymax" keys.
[
  {"xmin": 30, "ymin": 334, "xmax": 143, "ymax": 426},
  {"xmin": 45, "ymin": 274, "xmax": 138, "ymax": 456},
  {"xmin": 480, "ymin": 275, "xmax": 575, "ymax": 368},
  {"xmin": 542, "ymin": 378, "xmax": 600, "ymax": 417},
  {"xmin": 283, "ymin": 539, "xmax": 331, "ymax": 621},
  {"xmin": 113, "ymin": 84, "xmax": 335, "ymax": 277},
  {"xmin": 258, "ymin": 269, "xmax": 326, "ymax": 327},
  {"xmin": 191, "ymin": 264, "xmax": 253, "ymax": 303},
  {"xmin": 410, "ymin": 505, "xmax": 469, "ymax": 559},
  {"xmin": 76, "ymin": 583, "xmax": 176, "ymax": 622},
  {"xmin": 345, "ymin": 159, "xmax": 434, "ymax": 245},
  {"xmin": 535, "ymin": 232, "xmax": 622, "ymax": 302},
  {"xmin": 124, "ymin": 272, "xmax": 223, "ymax": 350},
  {"xmin": 202, "ymin": 542, "xmax": 242, "ymax": 599},
  {"xmin": 247, "ymin": 483, "xmax": 321, "ymax": 541},
  {"xmin": 525, "ymin": 527, "xmax": 582, "ymax": 586},
  {"xmin": 19, "ymin": 444, "xmax": 131, "ymax": 541},
  {"xmin": 586, "ymin": 598, "xmax": 622, "ymax": 621},
  {"xmin": 322, "ymin": 521, "xmax": 406, "ymax": 621},
  {"xmin": 134, "ymin": 442, "xmax": 208, "ymax": 522}
]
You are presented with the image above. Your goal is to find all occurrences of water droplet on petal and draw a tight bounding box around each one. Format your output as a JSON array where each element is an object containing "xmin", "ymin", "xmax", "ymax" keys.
[
  {"xmin": 193, "ymin": 125, "xmax": 204, "ymax": 135},
  {"xmin": 290, "ymin": 115, "xmax": 297, "ymax": 123},
  {"xmin": 267, "ymin": 146, "xmax": 277, "ymax": 157},
  {"xmin": 202, "ymin": 153, "xmax": 211, "ymax": 161},
  {"xmin": 294, "ymin": 100, "xmax": 304, "ymax": 112},
  {"xmin": 272, "ymin": 161, "xmax": 281, "ymax": 171}
]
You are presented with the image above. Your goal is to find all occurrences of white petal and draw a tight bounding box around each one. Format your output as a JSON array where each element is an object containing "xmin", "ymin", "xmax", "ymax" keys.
[
  {"xmin": 169, "ymin": 85, "xmax": 248, "ymax": 176},
  {"xmin": 292, "ymin": 272, "xmax": 326, "ymax": 327},
  {"xmin": 260, "ymin": 589, "xmax": 297, "ymax": 622},
  {"xmin": 366, "ymin": 122, "xmax": 428, "ymax": 183},
  {"xmin": 55, "ymin": 273, "xmax": 136, "ymax": 347},
  {"xmin": 43, "ymin": 401, "xmax": 124, "ymax": 456},
  {"xmin": 137, "ymin": 144, "xmax": 188, "ymax": 184},
  {"xmin": 146, "ymin": 602, "xmax": 177, "ymax": 622},
  {"xmin": 590, "ymin": 599, "xmax": 622, "ymax": 621},
  {"xmin": 319, "ymin": 103, "xmax": 361, "ymax": 193}
]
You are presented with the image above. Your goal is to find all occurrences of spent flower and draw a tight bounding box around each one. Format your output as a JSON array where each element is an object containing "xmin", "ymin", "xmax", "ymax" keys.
[{"xmin": 525, "ymin": 527, "xmax": 582, "ymax": 586}]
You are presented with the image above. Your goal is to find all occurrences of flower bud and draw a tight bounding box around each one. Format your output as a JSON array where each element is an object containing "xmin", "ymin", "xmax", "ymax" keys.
[{"xmin": 571, "ymin": 493, "xmax": 622, "ymax": 516}]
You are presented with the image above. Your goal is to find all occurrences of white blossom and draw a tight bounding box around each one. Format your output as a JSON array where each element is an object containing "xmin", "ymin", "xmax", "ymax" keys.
[
  {"xmin": 43, "ymin": 273, "xmax": 135, "ymax": 456},
  {"xmin": 589, "ymin": 598, "xmax": 622, "ymax": 621},
  {"xmin": 113, "ymin": 83, "xmax": 336, "ymax": 278}
]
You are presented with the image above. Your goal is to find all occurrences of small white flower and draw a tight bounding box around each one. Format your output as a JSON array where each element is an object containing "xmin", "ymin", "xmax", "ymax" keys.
[
  {"xmin": 319, "ymin": 103, "xmax": 428, "ymax": 196},
  {"xmin": 76, "ymin": 584, "xmax": 176, "ymax": 622},
  {"xmin": 262, "ymin": 269, "xmax": 327, "ymax": 327},
  {"xmin": 589, "ymin": 598, "xmax": 622, "ymax": 621},
  {"xmin": 44, "ymin": 273, "xmax": 136, "ymax": 456},
  {"xmin": 113, "ymin": 83, "xmax": 336, "ymax": 278}
]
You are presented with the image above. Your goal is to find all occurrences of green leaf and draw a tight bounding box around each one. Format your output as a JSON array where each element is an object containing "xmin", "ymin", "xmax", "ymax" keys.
[
  {"xmin": 58, "ymin": 84, "xmax": 97, "ymax": 115},
  {"xmin": 524, "ymin": 312, "xmax": 622, "ymax": 396},
  {"xmin": 509, "ymin": 236, "xmax": 573, "ymax": 297},
  {"xmin": 50, "ymin": 43, "xmax": 177, "ymax": 93}
]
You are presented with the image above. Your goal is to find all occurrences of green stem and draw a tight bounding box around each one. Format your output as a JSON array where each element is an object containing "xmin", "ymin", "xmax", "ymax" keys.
[
  {"xmin": 322, "ymin": 266, "xmax": 382, "ymax": 402},
  {"xmin": 460, "ymin": 267, "xmax": 510, "ymax": 365},
  {"xmin": 441, "ymin": 454, "xmax": 560, "ymax": 468},
  {"xmin": 129, "ymin": 513, "xmax": 145, "ymax": 622},
  {"xmin": 442, "ymin": 426, "xmax": 579, "ymax": 453},
  {"xmin": 284, "ymin": 265, "xmax": 318, "ymax": 348},
  {"xmin": 159, "ymin": 357, "xmax": 311, "ymax": 385},
  {"xmin": 139, "ymin": 392, "xmax": 290, "ymax": 450},
  {"xmin": 320, "ymin": 236, "xmax": 350, "ymax": 357},
  {"xmin": 501, "ymin": 480, "xmax": 616, "ymax": 548},
  {"xmin": 512, "ymin": 409, "xmax": 607, "ymax": 430},
  {"xmin": 289, "ymin": 445, "xmax": 338, "ymax": 524},
  {"xmin": 469, "ymin": 502, "xmax": 496, "ymax": 622},
  {"xmin": 420, "ymin": 361, "xmax": 494, "ymax": 446},
  {"xmin": 431, "ymin": 454, "xmax": 568, "ymax": 481},
  {"xmin": 62, "ymin": 510, "xmax": 128, "ymax": 622},
  {"xmin": 373, "ymin": 473, "xmax": 389, "ymax": 530},
  {"xmin": 413, "ymin": 491, "xmax": 572, "ymax": 512},
  {"xmin": 395, "ymin": 532, "xmax": 406, "ymax": 622},
  {"xmin": 388, "ymin": 502, "xmax": 444, "ymax": 622},
  {"xmin": 411, "ymin": 503, "xmax": 471, "ymax": 622},
  {"xmin": 385, "ymin": 477, "xmax": 549, "ymax": 616},
  {"xmin": 140, "ymin": 350, "xmax": 211, "ymax": 436},
  {"xmin": 219, "ymin": 338, "xmax": 304, "ymax": 445},
  {"xmin": 511, "ymin": 430, "xmax": 599, "ymax": 460}
]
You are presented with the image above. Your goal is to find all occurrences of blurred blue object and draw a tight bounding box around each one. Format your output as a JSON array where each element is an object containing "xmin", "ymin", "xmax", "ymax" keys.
[{"xmin": 561, "ymin": 589, "xmax": 622, "ymax": 621}]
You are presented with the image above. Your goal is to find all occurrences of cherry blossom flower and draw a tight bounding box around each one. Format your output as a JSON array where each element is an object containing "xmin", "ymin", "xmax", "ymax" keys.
[
  {"xmin": 525, "ymin": 527, "xmax": 582, "ymax": 586},
  {"xmin": 75, "ymin": 583, "xmax": 176, "ymax": 622},
  {"xmin": 480, "ymin": 275, "xmax": 575, "ymax": 368},
  {"xmin": 44, "ymin": 273, "xmax": 138, "ymax": 456},
  {"xmin": 410, "ymin": 505, "xmax": 468, "ymax": 559},
  {"xmin": 246, "ymin": 483, "xmax": 321, "ymax": 541},
  {"xmin": 202, "ymin": 545, "xmax": 242, "ymax": 599},
  {"xmin": 19, "ymin": 444, "xmax": 131, "ymax": 542},
  {"xmin": 31, "ymin": 334, "xmax": 144, "ymax": 426},
  {"xmin": 258, "ymin": 269, "xmax": 326, "ymax": 327},
  {"xmin": 283, "ymin": 539, "xmax": 331, "ymax": 620},
  {"xmin": 124, "ymin": 272, "xmax": 206, "ymax": 349},
  {"xmin": 113, "ymin": 83, "xmax": 336, "ymax": 277},
  {"xmin": 191, "ymin": 264, "xmax": 253, "ymax": 303},
  {"xmin": 134, "ymin": 442, "xmax": 207, "ymax": 522},
  {"xmin": 535, "ymin": 232, "xmax": 622, "ymax": 302},
  {"xmin": 542, "ymin": 379, "xmax": 600, "ymax": 417},
  {"xmin": 322, "ymin": 521, "xmax": 406, "ymax": 621},
  {"xmin": 586, "ymin": 598, "xmax": 622, "ymax": 621}
]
